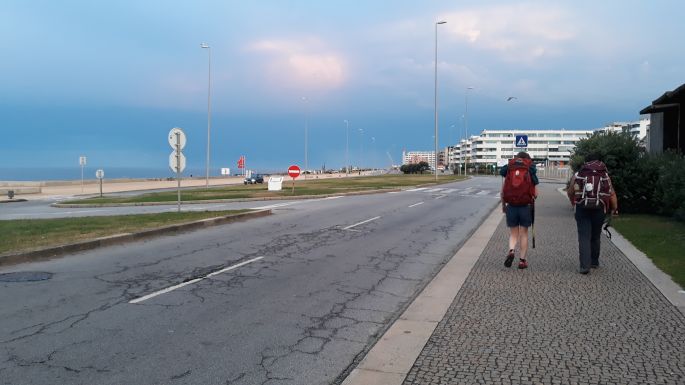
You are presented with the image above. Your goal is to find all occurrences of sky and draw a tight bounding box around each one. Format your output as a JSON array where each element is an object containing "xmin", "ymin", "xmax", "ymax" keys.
[{"xmin": 1, "ymin": 0, "xmax": 684, "ymax": 179}]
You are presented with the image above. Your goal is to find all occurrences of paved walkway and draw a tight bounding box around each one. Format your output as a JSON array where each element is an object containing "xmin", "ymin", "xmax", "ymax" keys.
[{"xmin": 399, "ymin": 182, "xmax": 685, "ymax": 385}]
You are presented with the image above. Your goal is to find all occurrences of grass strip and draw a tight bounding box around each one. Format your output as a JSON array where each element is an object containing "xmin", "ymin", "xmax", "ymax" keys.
[
  {"xmin": 64, "ymin": 174, "xmax": 467, "ymax": 204},
  {"xmin": 0, "ymin": 210, "xmax": 249, "ymax": 255},
  {"xmin": 612, "ymin": 214, "xmax": 685, "ymax": 288}
]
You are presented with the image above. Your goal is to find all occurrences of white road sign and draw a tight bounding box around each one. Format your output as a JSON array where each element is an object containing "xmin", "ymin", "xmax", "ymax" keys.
[
  {"xmin": 168, "ymin": 127, "xmax": 187, "ymax": 150},
  {"xmin": 169, "ymin": 151, "xmax": 187, "ymax": 173},
  {"xmin": 95, "ymin": 169, "xmax": 104, "ymax": 179},
  {"xmin": 79, "ymin": 156, "xmax": 87, "ymax": 166},
  {"xmin": 221, "ymin": 168, "xmax": 231, "ymax": 176}
]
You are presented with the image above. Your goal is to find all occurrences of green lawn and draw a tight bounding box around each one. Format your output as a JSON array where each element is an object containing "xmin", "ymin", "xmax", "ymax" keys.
[
  {"xmin": 63, "ymin": 174, "xmax": 467, "ymax": 204},
  {"xmin": 0, "ymin": 210, "xmax": 249, "ymax": 255},
  {"xmin": 612, "ymin": 214, "xmax": 685, "ymax": 288}
]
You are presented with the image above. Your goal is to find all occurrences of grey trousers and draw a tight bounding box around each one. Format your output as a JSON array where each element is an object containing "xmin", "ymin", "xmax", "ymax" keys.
[{"xmin": 574, "ymin": 205, "xmax": 606, "ymax": 270}]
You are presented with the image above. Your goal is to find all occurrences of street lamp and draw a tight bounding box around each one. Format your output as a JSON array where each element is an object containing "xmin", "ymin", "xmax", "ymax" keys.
[
  {"xmin": 302, "ymin": 96, "xmax": 309, "ymax": 179},
  {"xmin": 465, "ymin": 86, "xmax": 474, "ymax": 139},
  {"xmin": 434, "ymin": 20, "xmax": 446, "ymax": 181},
  {"xmin": 344, "ymin": 119, "xmax": 350, "ymax": 176},
  {"xmin": 200, "ymin": 42, "xmax": 212, "ymax": 188},
  {"xmin": 358, "ymin": 128, "xmax": 364, "ymax": 173},
  {"xmin": 464, "ymin": 87, "xmax": 474, "ymax": 175}
]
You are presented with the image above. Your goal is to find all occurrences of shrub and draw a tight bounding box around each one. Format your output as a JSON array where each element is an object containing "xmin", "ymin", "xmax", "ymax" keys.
[
  {"xmin": 653, "ymin": 151, "xmax": 685, "ymax": 220},
  {"xmin": 571, "ymin": 131, "xmax": 653, "ymax": 213}
]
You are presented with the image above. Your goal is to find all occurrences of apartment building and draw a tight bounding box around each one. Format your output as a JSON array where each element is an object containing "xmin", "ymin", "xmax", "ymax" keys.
[
  {"xmin": 402, "ymin": 151, "xmax": 436, "ymax": 168},
  {"xmin": 447, "ymin": 129, "xmax": 594, "ymax": 169}
]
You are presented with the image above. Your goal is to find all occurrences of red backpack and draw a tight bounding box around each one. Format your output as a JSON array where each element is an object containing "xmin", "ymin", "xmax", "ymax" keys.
[
  {"xmin": 570, "ymin": 160, "xmax": 613, "ymax": 210},
  {"xmin": 502, "ymin": 158, "xmax": 535, "ymax": 205}
]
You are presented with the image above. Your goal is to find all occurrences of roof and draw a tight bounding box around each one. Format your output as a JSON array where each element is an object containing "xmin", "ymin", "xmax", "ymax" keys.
[{"xmin": 640, "ymin": 83, "xmax": 685, "ymax": 114}]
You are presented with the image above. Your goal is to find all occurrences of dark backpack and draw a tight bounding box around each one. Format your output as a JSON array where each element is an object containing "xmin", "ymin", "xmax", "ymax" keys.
[
  {"xmin": 571, "ymin": 160, "xmax": 613, "ymax": 210},
  {"xmin": 502, "ymin": 158, "xmax": 535, "ymax": 205}
]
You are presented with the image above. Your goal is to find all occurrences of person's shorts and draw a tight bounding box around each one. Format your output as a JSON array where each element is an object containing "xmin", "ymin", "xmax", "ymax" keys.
[{"xmin": 506, "ymin": 204, "xmax": 532, "ymax": 227}]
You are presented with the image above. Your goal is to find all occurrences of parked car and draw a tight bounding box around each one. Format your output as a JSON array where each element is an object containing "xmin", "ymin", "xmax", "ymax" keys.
[{"xmin": 244, "ymin": 174, "xmax": 264, "ymax": 184}]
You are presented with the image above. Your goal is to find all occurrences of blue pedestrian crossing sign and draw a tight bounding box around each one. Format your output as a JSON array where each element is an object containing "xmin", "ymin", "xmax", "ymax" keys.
[{"xmin": 515, "ymin": 135, "xmax": 528, "ymax": 148}]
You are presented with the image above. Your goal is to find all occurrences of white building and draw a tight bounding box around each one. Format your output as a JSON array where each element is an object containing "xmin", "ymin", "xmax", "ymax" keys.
[
  {"xmin": 597, "ymin": 118, "xmax": 649, "ymax": 142},
  {"xmin": 402, "ymin": 151, "xmax": 436, "ymax": 168},
  {"xmin": 447, "ymin": 129, "xmax": 594, "ymax": 169}
]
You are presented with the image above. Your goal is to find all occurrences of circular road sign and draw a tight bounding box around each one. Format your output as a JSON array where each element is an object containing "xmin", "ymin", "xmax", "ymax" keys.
[
  {"xmin": 95, "ymin": 169, "xmax": 104, "ymax": 179},
  {"xmin": 288, "ymin": 165, "xmax": 301, "ymax": 178},
  {"xmin": 168, "ymin": 127, "xmax": 187, "ymax": 150},
  {"xmin": 169, "ymin": 151, "xmax": 187, "ymax": 173}
]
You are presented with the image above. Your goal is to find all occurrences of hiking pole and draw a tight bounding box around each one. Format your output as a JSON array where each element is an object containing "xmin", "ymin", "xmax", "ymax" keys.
[{"xmin": 531, "ymin": 202, "xmax": 536, "ymax": 248}]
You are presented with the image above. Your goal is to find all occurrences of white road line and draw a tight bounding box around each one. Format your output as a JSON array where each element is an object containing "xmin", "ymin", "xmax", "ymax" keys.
[
  {"xmin": 442, "ymin": 188, "xmax": 457, "ymax": 194},
  {"xmin": 129, "ymin": 257, "xmax": 264, "ymax": 304},
  {"xmin": 324, "ymin": 196, "xmax": 344, "ymax": 200},
  {"xmin": 342, "ymin": 216, "xmax": 381, "ymax": 230},
  {"xmin": 425, "ymin": 188, "xmax": 444, "ymax": 193},
  {"xmin": 406, "ymin": 187, "xmax": 428, "ymax": 192},
  {"xmin": 250, "ymin": 202, "xmax": 299, "ymax": 210},
  {"xmin": 434, "ymin": 194, "xmax": 446, "ymax": 200},
  {"xmin": 23, "ymin": 209, "xmax": 107, "ymax": 217},
  {"xmin": 408, "ymin": 202, "xmax": 424, "ymax": 208},
  {"xmin": 388, "ymin": 191, "xmax": 401, "ymax": 194},
  {"xmin": 477, "ymin": 190, "xmax": 489, "ymax": 195}
]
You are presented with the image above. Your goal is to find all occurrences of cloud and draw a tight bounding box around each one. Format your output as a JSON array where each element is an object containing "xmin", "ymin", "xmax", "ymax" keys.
[
  {"xmin": 248, "ymin": 38, "xmax": 346, "ymax": 90},
  {"xmin": 441, "ymin": 3, "xmax": 577, "ymax": 63}
]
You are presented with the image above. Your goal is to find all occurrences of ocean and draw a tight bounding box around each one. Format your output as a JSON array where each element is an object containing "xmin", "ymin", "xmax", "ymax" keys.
[{"xmin": 0, "ymin": 167, "xmax": 223, "ymax": 182}]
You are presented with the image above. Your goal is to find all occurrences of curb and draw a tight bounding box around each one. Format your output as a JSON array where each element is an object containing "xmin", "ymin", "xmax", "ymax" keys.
[
  {"xmin": 0, "ymin": 199, "xmax": 28, "ymax": 204},
  {"xmin": 340, "ymin": 204, "xmax": 503, "ymax": 385},
  {"xmin": 51, "ymin": 188, "xmax": 402, "ymax": 208},
  {"xmin": 0, "ymin": 209, "xmax": 272, "ymax": 267}
]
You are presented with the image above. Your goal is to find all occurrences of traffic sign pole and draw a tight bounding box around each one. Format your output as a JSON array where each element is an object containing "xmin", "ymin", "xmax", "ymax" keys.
[
  {"xmin": 288, "ymin": 165, "xmax": 301, "ymax": 194},
  {"xmin": 176, "ymin": 132, "xmax": 181, "ymax": 213}
]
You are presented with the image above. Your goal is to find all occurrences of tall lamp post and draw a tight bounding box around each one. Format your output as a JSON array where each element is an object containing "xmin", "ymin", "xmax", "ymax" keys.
[
  {"xmin": 464, "ymin": 86, "xmax": 474, "ymax": 174},
  {"xmin": 464, "ymin": 86, "xmax": 474, "ymax": 140},
  {"xmin": 302, "ymin": 97, "xmax": 309, "ymax": 179},
  {"xmin": 344, "ymin": 119, "xmax": 350, "ymax": 176},
  {"xmin": 358, "ymin": 128, "xmax": 364, "ymax": 173},
  {"xmin": 200, "ymin": 42, "xmax": 212, "ymax": 188},
  {"xmin": 434, "ymin": 20, "xmax": 446, "ymax": 181}
]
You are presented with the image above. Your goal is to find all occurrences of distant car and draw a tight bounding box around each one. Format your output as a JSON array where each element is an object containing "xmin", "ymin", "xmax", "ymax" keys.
[{"xmin": 244, "ymin": 174, "xmax": 264, "ymax": 184}]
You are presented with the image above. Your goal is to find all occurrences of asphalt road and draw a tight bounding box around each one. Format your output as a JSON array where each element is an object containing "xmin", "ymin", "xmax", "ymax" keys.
[{"xmin": 0, "ymin": 177, "xmax": 501, "ymax": 385}]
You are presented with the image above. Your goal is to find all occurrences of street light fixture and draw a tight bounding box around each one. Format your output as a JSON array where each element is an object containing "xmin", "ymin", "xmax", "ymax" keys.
[
  {"xmin": 358, "ymin": 128, "xmax": 364, "ymax": 173},
  {"xmin": 464, "ymin": 86, "xmax": 474, "ymax": 175},
  {"xmin": 200, "ymin": 42, "xmax": 212, "ymax": 188},
  {"xmin": 344, "ymin": 120, "xmax": 350, "ymax": 176},
  {"xmin": 434, "ymin": 20, "xmax": 446, "ymax": 181},
  {"xmin": 302, "ymin": 96, "xmax": 309, "ymax": 179}
]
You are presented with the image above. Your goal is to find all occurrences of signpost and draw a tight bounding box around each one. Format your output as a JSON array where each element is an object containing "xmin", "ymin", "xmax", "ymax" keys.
[
  {"xmin": 95, "ymin": 169, "xmax": 104, "ymax": 197},
  {"xmin": 79, "ymin": 156, "xmax": 87, "ymax": 192},
  {"xmin": 288, "ymin": 165, "xmax": 301, "ymax": 194},
  {"xmin": 168, "ymin": 127, "xmax": 187, "ymax": 212}
]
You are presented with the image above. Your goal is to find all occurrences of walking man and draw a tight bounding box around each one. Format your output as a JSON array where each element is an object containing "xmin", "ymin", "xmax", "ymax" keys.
[
  {"xmin": 500, "ymin": 151, "xmax": 539, "ymax": 269},
  {"xmin": 567, "ymin": 153, "xmax": 619, "ymax": 274}
]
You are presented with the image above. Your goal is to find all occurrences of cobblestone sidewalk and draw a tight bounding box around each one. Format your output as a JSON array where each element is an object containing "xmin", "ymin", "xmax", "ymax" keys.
[{"xmin": 403, "ymin": 182, "xmax": 685, "ymax": 385}]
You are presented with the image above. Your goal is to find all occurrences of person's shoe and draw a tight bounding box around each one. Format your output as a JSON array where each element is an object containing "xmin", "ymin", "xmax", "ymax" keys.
[
  {"xmin": 504, "ymin": 250, "xmax": 515, "ymax": 268},
  {"xmin": 579, "ymin": 268, "xmax": 590, "ymax": 275},
  {"xmin": 590, "ymin": 264, "xmax": 599, "ymax": 269},
  {"xmin": 518, "ymin": 259, "xmax": 528, "ymax": 269}
]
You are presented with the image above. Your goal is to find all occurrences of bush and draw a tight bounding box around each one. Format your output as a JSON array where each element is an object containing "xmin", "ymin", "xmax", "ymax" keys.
[
  {"xmin": 653, "ymin": 151, "xmax": 685, "ymax": 220},
  {"xmin": 571, "ymin": 131, "xmax": 652, "ymax": 213},
  {"xmin": 400, "ymin": 161, "xmax": 430, "ymax": 174},
  {"xmin": 570, "ymin": 131, "xmax": 685, "ymax": 220}
]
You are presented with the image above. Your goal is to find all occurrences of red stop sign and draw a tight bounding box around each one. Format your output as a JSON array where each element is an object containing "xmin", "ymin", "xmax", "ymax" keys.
[{"xmin": 288, "ymin": 165, "xmax": 301, "ymax": 178}]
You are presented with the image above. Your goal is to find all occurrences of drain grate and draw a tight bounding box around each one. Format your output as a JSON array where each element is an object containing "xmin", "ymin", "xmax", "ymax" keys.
[{"xmin": 0, "ymin": 272, "xmax": 53, "ymax": 282}]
